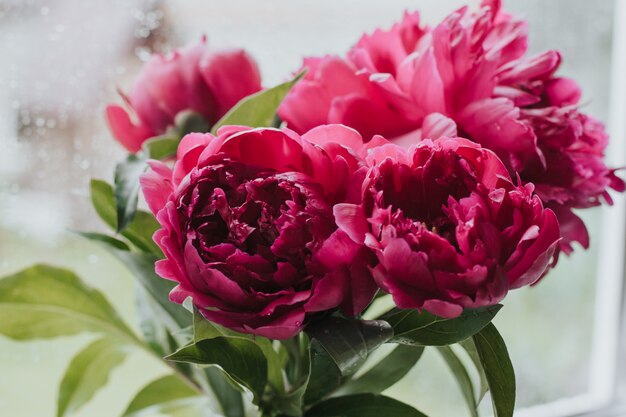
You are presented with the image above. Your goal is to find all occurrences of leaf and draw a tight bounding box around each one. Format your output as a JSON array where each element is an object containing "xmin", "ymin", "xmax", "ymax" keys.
[
  {"xmin": 305, "ymin": 394, "xmax": 428, "ymax": 417},
  {"xmin": 437, "ymin": 346, "xmax": 478, "ymax": 417},
  {"xmin": 122, "ymin": 374, "xmax": 199, "ymax": 417},
  {"xmin": 336, "ymin": 345, "xmax": 424, "ymax": 396},
  {"xmin": 203, "ymin": 368, "xmax": 245, "ymax": 417},
  {"xmin": 255, "ymin": 338, "xmax": 285, "ymax": 393},
  {"xmin": 105, "ymin": 249, "xmax": 189, "ymax": 331},
  {"xmin": 74, "ymin": 231, "xmax": 130, "ymax": 251},
  {"xmin": 89, "ymin": 179, "xmax": 161, "ymax": 253},
  {"xmin": 115, "ymin": 154, "xmax": 148, "ymax": 232},
  {"xmin": 460, "ymin": 338, "xmax": 489, "ymax": 403},
  {"xmin": 175, "ymin": 110, "xmax": 210, "ymax": 136},
  {"xmin": 0, "ymin": 265, "xmax": 134, "ymax": 340},
  {"xmin": 306, "ymin": 317, "xmax": 393, "ymax": 376},
  {"xmin": 211, "ymin": 70, "xmax": 306, "ymax": 134},
  {"xmin": 143, "ymin": 135, "xmax": 180, "ymax": 160},
  {"xmin": 385, "ymin": 305, "xmax": 501, "ymax": 346},
  {"xmin": 472, "ymin": 323, "xmax": 516, "ymax": 417},
  {"xmin": 189, "ymin": 308, "xmax": 246, "ymax": 417},
  {"xmin": 57, "ymin": 338, "xmax": 128, "ymax": 417},
  {"xmin": 166, "ymin": 337, "xmax": 268, "ymax": 402},
  {"xmin": 303, "ymin": 340, "xmax": 342, "ymax": 405},
  {"xmin": 133, "ymin": 398, "xmax": 209, "ymax": 417},
  {"xmin": 135, "ymin": 285, "xmax": 176, "ymax": 357},
  {"xmin": 192, "ymin": 306, "xmax": 239, "ymax": 341},
  {"xmin": 274, "ymin": 339, "xmax": 342, "ymax": 414},
  {"xmin": 192, "ymin": 307, "xmax": 282, "ymax": 393}
]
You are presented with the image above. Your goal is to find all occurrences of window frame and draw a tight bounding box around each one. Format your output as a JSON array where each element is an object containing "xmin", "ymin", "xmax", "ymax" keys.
[{"xmin": 517, "ymin": 1, "xmax": 626, "ymax": 416}]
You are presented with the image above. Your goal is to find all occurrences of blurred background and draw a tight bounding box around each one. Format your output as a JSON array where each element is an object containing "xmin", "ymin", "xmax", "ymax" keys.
[{"xmin": 0, "ymin": 0, "xmax": 620, "ymax": 416}]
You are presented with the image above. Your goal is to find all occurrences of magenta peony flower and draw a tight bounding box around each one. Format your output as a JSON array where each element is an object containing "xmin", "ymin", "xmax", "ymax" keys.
[
  {"xmin": 140, "ymin": 125, "xmax": 377, "ymax": 339},
  {"xmin": 335, "ymin": 138, "xmax": 561, "ymax": 318},
  {"xmin": 278, "ymin": 0, "xmax": 623, "ymax": 252},
  {"xmin": 106, "ymin": 38, "xmax": 262, "ymax": 153}
]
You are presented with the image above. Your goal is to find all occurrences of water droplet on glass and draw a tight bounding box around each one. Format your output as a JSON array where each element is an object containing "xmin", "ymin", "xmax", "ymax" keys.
[{"xmin": 135, "ymin": 46, "xmax": 152, "ymax": 62}]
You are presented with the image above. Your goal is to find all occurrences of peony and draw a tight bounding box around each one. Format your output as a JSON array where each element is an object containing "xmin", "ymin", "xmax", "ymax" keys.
[
  {"xmin": 335, "ymin": 138, "xmax": 561, "ymax": 318},
  {"xmin": 279, "ymin": 0, "xmax": 623, "ymax": 252},
  {"xmin": 140, "ymin": 125, "xmax": 377, "ymax": 339},
  {"xmin": 106, "ymin": 38, "xmax": 262, "ymax": 153}
]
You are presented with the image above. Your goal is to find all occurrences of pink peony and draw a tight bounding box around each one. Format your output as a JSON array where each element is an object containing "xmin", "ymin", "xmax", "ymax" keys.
[
  {"xmin": 106, "ymin": 38, "xmax": 261, "ymax": 153},
  {"xmin": 278, "ymin": 0, "xmax": 623, "ymax": 252},
  {"xmin": 335, "ymin": 138, "xmax": 561, "ymax": 318},
  {"xmin": 140, "ymin": 125, "xmax": 377, "ymax": 339}
]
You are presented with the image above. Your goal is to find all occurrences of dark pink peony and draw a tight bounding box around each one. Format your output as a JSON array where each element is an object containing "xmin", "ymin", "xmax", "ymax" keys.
[
  {"xmin": 278, "ymin": 0, "xmax": 623, "ymax": 252},
  {"xmin": 335, "ymin": 138, "xmax": 561, "ymax": 318},
  {"xmin": 106, "ymin": 38, "xmax": 261, "ymax": 153},
  {"xmin": 140, "ymin": 125, "xmax": 377, "ymax": 339}
]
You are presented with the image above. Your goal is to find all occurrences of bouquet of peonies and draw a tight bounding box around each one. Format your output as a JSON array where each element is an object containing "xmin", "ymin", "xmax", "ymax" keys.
[{"xmin": 1, "ymin": 1, "xmax": 622, "ymax": 416}]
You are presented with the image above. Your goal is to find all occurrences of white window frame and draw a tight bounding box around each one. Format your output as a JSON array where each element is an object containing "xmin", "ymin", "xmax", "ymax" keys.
[{"xmin": 517, "ymin": 1, "xmax": 626, "ymax": 416}]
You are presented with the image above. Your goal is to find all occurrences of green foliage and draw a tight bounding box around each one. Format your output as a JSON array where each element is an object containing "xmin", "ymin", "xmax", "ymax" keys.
[
  {"xmin": 211, "ymin": 70, "xmax": 306, "ymax": 133},
  {"xmin": 336, "ymin": 345, "xmax": 424, "ymax": 396},
  {"xmin": 89, "ymin": 179, "xmax": 160, "ymax": 254},
  {"xmin": 143, "ymin": 135, "xmax": 180, "ymax": 160},
  {"xmin": 384, "ymin": 305, "xmax": 502, "ymax": 346},
  {"xmin": 107, "ymin": 249, "xmax": 188, "ymax": 330},
  {"xmin": 74, "ymin": 232, "xmax": 130, "ymax": 251},
  {"xmin": 306, "ymin": 316, "xmax": 393, "ymax": 376},
  {"xmin": 174, "ymin": 110, "xmax": 210, "ymax": 137},
  {"xmin": 114, "ymin": 154, "xmax": 148, "ymax": 232},
  {"xmin": 460, "ymin": 338, "xmax": 489, "ymax": 403},
  {"xmin": 57, "ymin": 338, "xmax": 128, "ymax": 417},
  {"xmin": 122, "ymin": 375, "xmax": 202, "ymax": 417},
  {"xmin": 0, "ymin": 265, "xmax": 134, "ymax": 341},
  {"xmin": 166, "ymin": 337, "xmax": 268, "ymax": 402},
  {"xmin": 473, "ymin": 323, "xmax": 516, "ymax": 417},
  {"xmin": 437, "ymin": 346, "xmax": 478, "ymax": 417},
  {"xmin": 305, "ymin": 394, "xmax": 429, "ymax": 417}
]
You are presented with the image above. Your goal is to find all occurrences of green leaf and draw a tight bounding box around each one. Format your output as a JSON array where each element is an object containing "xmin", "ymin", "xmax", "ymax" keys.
[
  {"xmin": 460, "ymin": 338, "xmax": 489, "ymax": 403},
  {"xmin": 143, "ymin": 135, "xmax": 180, "ymax": 160},
  {"xmin": 74, "ymin": 231, "xmax": 130, "ymax": 251},
  {"xmin": 57, "ymin": 338, "xmax": 128, "ymax": 417},
  {"xmin": 0, "ymin": 265, "xmax": 134, "ymax": 340},
  {"xmin": 135, "ymin": 285, "xmax": 175, "ymax": 357},
  {"xmin": 211, "ymin": 70, "xmax": 306, "ymax": 134},
  {"xmin": 89, "ymin": 179, "xmax": 160, "ymax": 254},
  {"xmin": 385, "ymin": 305, "xmax": 501, "ymax": 346},
  {"xmin": 472, "ymin": 323, "xmax": 516, "ymax": 417},
  {"xmin": 305, "ymin": 394, "xmax": 428, "ymax": 417},
  {"xmin": 256, "ymin": 337, "xmax": 285, "ymax": 393},
  {"xmin": 189, "ymin": 308, "xmax": 246, "ymax": 417},
  {"xmin": 114, "ymin": 154, "xmax": 148, "ymax": 232},
  {"xmin": 303, "ymin": 340, "xmax": 342, "ymax": 405},
  {"xmin": 192, "ymin": 306, "xmax": 240, "ymax": 341},
  {"xmin": 203, "ymin": 368, "xmax": 245, "ymax": 417},
  {"xmin": 166, "ymin": 337, "xmax": 268, "ymax": 402},
  {"xmin": 306, "ymin": 317, "xmax": 393, "ymax": 376},
  {"xmin": 437, "ymin": 346, "xmax": 478, "ymax": 417},
  {"xmin": 274, "ymin": 338, "xmax": 342, "ymax": 415},
  {"xmin": 336, "ymin": 345, "xmax": 424, "ymax": 396},
  {"xmin": 105, "ymin": 250, "xmax": 189, "ymax": 331},
  {"xmin": 122, "ymin": 375, "xmax": 199, "ymax": 417},
  {"xmin": 175, "ymin": 110, "xmax": 210, "ymax": 136}
]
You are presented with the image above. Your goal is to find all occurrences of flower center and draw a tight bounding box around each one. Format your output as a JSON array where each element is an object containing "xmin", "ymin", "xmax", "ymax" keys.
[{"xmin": 176, "ymin": 160, "xmax": 334, "ymax": 288}]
